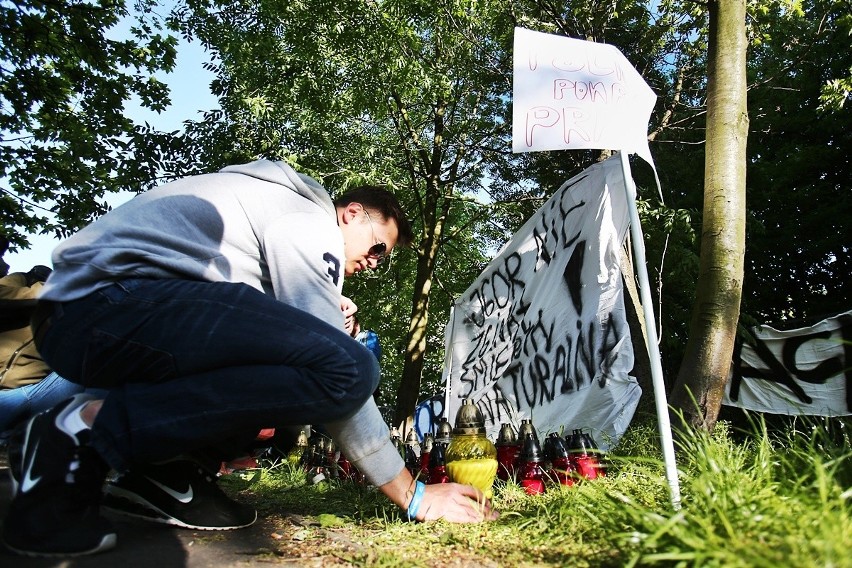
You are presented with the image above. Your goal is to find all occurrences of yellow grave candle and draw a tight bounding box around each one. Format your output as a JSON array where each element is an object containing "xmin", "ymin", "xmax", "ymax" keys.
[{"xmin": 445, "ymin": 399, "xmax": 498, "ymax": 499}]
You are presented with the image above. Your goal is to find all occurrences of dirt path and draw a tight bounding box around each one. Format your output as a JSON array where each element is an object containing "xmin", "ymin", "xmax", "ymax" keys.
[{"xmin": 0, "ymin": 455, "xmax": 361, "ymax": 567}]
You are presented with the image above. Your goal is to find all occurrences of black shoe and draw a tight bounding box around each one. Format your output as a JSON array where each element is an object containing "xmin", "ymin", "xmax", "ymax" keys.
[
  {"xmin": 102, "ymin": 459, "xmax": 257, "ymax": 530},
  {"xmin": 2, "ymin": 395, "xmax": 116, "ymax": 557}
]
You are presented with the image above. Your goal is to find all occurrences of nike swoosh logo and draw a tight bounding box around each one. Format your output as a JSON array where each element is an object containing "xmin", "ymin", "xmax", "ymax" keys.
[
  {"xmin": 145, "ymin": 476, "xmax": 194, "ymax": 503},
  {"xmin": 21, "ymin": 438, "xmax": 42, "ymax": 494}
]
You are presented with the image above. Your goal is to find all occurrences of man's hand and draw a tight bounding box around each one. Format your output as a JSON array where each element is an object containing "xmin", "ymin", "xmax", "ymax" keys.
[
  {"xmin": 379, "ymin": 470, "xmax": 499, "ymax": 524},
  {"xmin": 415, "ymin": 482, "xmax": 500, "ymax": 523},
  {"xmin": 340, "ymin": 295, "xmax": 358, "ymax": 336}
]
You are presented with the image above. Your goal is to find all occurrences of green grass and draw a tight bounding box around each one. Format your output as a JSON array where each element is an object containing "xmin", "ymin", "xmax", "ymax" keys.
[{"xmin": 220, "ymin": 417, "xmax": 852, "ymax": 567}]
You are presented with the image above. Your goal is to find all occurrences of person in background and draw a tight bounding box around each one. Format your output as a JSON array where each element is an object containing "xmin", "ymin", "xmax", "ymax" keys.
[
  {"xmin": 353, "ymin": 318, "xmax": 385, "ymax": 405},
  {"xmin": 0, "ymin": 236, "xmax": 10, "ymax": 278},
  {"xmin": 3, "ymin": 159, "xmax": 497, "ymax": 558},
  {"xmin": 0, "ymin": 265, "xmax": 83, "ymax": 440},
  {"xmin": 354, "ymin": 320, "xmax": 382, "ymax": 362}
]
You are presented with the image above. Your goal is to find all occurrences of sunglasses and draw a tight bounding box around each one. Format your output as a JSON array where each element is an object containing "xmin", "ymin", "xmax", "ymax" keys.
[{"xmin": 363, "ymin": 210, "xmax": 388, "ymax": 263}]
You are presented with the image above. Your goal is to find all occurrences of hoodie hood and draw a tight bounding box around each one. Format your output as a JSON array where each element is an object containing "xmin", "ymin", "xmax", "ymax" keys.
[{"xmin": 221, "ymin": 160, "xmax": 334, "ymax": 217}]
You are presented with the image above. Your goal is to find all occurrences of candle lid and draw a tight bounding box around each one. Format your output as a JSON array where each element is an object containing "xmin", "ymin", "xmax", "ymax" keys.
[
  {"xmin": 496, "ymin": 423, "xmax": 517, "ymax": 446},
  {"xmin": 453, "ymin": 398, "xmax": 486, "ymax": 435},
  {"xmin": 435, "ymin": 417, "xmax": 453, "ymax": 443}
]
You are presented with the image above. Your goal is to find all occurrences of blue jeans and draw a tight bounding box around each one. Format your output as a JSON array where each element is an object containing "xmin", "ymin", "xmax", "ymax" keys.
[
  {"xmin": 35, "ymin": 278, "xmax": 379, "ymax": 472},
  {"xmin": 0, "ymin": 372, "xmax": 84, "ymax": 433}
]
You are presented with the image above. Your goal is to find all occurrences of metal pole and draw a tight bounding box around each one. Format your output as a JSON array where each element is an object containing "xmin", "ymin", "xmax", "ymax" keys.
[{"xmin": 618, "ymin": 151, "xmax": 682, "ymax": 509}]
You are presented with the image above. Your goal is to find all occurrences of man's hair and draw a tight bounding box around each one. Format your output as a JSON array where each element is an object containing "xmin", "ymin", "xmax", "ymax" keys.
[
  {"xmin": 334, "ymin": 186, "xmax": 414, "ymax": 247},
  {"xmin": 26, "ymin": 265, "xmax": 52, "ymax": 284}
]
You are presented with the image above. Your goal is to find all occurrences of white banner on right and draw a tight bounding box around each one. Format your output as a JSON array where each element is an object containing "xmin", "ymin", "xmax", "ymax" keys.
[{"xmin": 723, "ymin": 310, "xmax": 852, "ymax": 416}]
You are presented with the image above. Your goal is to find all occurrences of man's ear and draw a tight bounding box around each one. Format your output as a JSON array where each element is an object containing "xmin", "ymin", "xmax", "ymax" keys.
[{"xmin": 341, "ymin": 202, "xmax": 362, "ymax": 225}]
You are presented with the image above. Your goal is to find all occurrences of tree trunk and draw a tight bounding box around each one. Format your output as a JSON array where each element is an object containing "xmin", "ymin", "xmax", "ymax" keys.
[
  {"xmin": 394, "ymin": 244, "xmax": 437, "ymax": 427},
  {"xmin": 393, "ymin": 185, "xmax": 446, "ymax": 427},
  {"xmin": 669, "ymin": 0, "xmax": 749, "ymax": 432}
]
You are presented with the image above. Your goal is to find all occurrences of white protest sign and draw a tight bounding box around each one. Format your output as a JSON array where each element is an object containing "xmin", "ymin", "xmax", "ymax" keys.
[
  {"xmin": 512, "ymin": 27, "xmax": 656, "ymax": 166},
  {"xmin": 724, "ymin": 310, "xmax": 852, "ymax": 416},
  {"xmin": 442, "ymin": 155, "xmax": 641, "ymax": 449}
]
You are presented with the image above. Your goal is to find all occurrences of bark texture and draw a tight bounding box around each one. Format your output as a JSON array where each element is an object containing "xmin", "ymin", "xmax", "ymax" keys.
[{"xmin": 670, "ymin": 0, "xmax": 749, "ymax": 431}]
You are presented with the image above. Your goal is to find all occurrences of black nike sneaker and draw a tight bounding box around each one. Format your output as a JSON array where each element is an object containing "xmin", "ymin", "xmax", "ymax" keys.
[
  {"xmin": 2, "ymin": 395, "xmax": 116, "ymax": 557},
  {"xmin": 102, "ymin": 459, "xmax": 257, "ymax": 530}
]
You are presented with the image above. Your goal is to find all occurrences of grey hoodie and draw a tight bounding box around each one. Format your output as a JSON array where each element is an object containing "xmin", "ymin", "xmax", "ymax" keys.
[
  {"xmin": 41, "ymin": 159, "xmax": 404, "ymax": 486},
  {"xmin": 42, "ymin": 160, "xmax": 344, "ymax": 326}
]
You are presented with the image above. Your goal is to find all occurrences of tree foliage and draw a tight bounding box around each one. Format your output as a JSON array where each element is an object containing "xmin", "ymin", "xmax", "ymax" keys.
[
  {"xmin": 169, "ymin": 0, "xmax": 852, "ymax": 424},
  {"xmin": 624, "ymin": 0, "xmax": 852, "ymax": 383},
  {"xmin": 0, "ymin": 0, "xmax": 180, "ymax": 250},
  {"xmin": 4, "ymin": 0, "xmax": 845, "ymax": 428},
  {"xmin": 742, "ymin": 0, "xmax": 851, "ymax": 325}
]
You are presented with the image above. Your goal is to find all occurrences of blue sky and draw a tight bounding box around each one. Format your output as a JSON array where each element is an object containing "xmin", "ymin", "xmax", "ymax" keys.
[{"xmin": 6, "ymin": 25, "xmax": 217, "ymax": 273}]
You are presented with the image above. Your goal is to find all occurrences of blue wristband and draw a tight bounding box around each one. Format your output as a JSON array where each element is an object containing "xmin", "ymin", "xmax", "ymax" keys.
[{"xmin": 406, "ymin": 481, "xmax": 426, "ymax": 521}]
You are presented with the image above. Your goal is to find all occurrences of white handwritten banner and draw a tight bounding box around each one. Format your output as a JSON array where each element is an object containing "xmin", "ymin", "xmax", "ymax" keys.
[
  {"xmin": 724, "ymin": 310, "xmax": 852, "ymax": 416},
  {"xmin": 512, "ymin": 27, "xmax": 657, "ymax": 167},
  {"xmin": 442, "ymin": 155, "xmax": 641, "ymax": 449}
]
